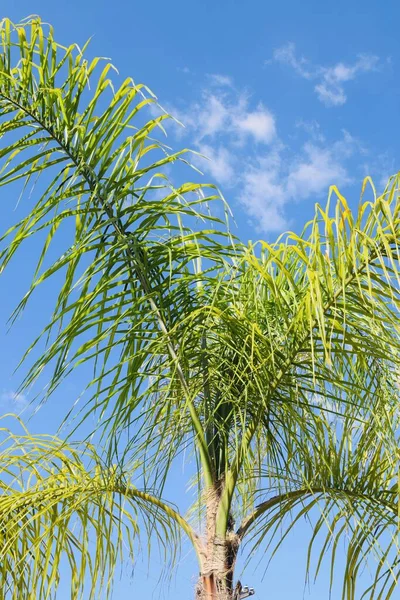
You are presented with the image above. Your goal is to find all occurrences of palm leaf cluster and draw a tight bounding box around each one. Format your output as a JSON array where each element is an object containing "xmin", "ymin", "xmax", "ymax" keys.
[
  {"xmin": 0, "ymin": 16, "xmax": 399, "ymax": 600},
  {"xmin": 190, "ymin": 183, "xmax": 400, "ymax": 598},
  {"xmin": 0, "ymin": 423, "xmax": 188, "ymax": 599},
  {"xmin": 0, "ymin": 16, "xmax": 230, "ymax": 477}
]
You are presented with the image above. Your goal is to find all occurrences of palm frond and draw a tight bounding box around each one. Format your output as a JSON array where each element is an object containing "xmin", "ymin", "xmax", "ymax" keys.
[
  {"xmin": 0, "ymin": 17, "xmax": 232, "ymax": 486},
  {"xmin": 0, "ymin": 421, "xmax": 198, "ymax": 599},
  {"xmin": 236, "ymin": 380, "xmax": 399, "ymax": 600},
  {"xmin": 198, "ymin": 177, "xmax": 400, "ymax": 532}
]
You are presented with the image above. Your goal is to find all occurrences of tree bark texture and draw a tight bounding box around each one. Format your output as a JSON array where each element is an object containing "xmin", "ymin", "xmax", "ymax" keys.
[{"xmin": 195, "ymin": 487, "xmax": 240, "ymax": 599}]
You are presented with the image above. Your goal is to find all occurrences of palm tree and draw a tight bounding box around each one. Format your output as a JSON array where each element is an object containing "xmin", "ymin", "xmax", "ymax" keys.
[{"xmin": 0, "ymin": 16, "xmax": 399, "ymax": 600}]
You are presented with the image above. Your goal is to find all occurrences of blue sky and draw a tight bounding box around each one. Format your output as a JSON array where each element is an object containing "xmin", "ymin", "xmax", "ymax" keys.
[{"xmin": 0, "ymin": 1, "xmax": 399, "ymax": 598}]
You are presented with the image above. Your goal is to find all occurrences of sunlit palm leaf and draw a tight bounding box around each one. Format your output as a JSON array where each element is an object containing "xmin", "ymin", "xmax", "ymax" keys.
[
  {"xmin": 1, "ymin": 16, "xmax": 400, "ymax": 600},
  {"xmin": 0, "ymin": 422, "xmax": 198, "ymax": 599},
  {"xmin": 0, "ymin": 17, "xmax": 232, "ymax": 487}
]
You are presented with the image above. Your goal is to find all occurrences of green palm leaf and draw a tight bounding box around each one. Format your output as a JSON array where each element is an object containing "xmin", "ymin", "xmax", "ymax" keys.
[
  {"xmin": 1, "ymin": 16, "xmax": 400, "ymax": 600},
  {"xmin": 0, "ymin": 421, "xmax": 200, "ymax": 600},
  {"xmin": 0, "ymin": 16, "xmax": 232, "ymax": 489}
]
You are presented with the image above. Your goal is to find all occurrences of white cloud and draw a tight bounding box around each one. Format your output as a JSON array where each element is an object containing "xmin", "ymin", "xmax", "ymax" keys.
[
  {"xmin": 314, "ymin": 83, "xmax": 347, "ymax": 107},
  {"xmin": 286, "ymin": 147, "xmax": 348, "ymax": 199},
  {"xmin": 172, "ymin": 87, "xmax": 277, "ymax": 147},
  {"xmin": 198, "ymin": 94, "xmax": 229, "ymax": 138},
  {"xmin": 238, "ymin": 131, "xmax": 358, "ymax": 232},
  {"xmin": 269, "ymin": 43, "xmax": 380, "ymax": 106},
  {"xmin": 207, "ymin": 73, "xmax": 234, "ymax": 87},
  {"xmin": 159, "ymin": 76, "xmax": 360, "ymax": 233},
  {"xmin": 196, "ymin": 144, "xmax": 236, "ymax": 186},
  {"xmin": 1, "ymin": 390, "xmax": 27, "ymax": 409},
  {"xmin": 234, "ymin": 104, "xmax": 276, "ymax": 144},
  {"xmin": 238, "ymin": 150, "xmax": 287, "ymax": 231},
  {"xmin": 287, "ymin": 137, "xmax": 354, "ymax": 199},
  {"xmin": 270, "ymin": 42, "xmax": 313, "ymax": 79},
  {"xmin": 327, "ymin": 54, "xmax": 379, "ymax": 82}
]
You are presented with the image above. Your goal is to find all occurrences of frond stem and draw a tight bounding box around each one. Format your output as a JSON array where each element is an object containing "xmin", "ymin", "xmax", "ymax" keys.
[{"xmin": 236, "ymin": 486, "xmax": 397, "ymax": 540}]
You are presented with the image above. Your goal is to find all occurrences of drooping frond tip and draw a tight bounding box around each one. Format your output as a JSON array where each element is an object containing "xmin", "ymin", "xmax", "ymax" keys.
[{"xmin": 0, "ymin": 422, "xmax": 200, "ymax": 599}]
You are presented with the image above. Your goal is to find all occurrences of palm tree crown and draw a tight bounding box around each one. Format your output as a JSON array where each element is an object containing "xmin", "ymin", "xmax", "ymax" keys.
[{"xmin": 0, "ymin": 17, "xmax": 399, "ymax": 600}]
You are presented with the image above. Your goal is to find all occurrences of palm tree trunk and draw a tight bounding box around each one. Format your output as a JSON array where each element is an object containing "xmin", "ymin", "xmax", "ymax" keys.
[
  {"xmin": 196, "ymin": 573, "xmax": 243, "ymax": 600},
  {"xmin": 195, "ymin": 483, "xmax": 240, "ymax": 599},
  {"xmin": 196, "ymin": 572, "xmax": 233, "ymax": 600},
  {"xmin": 196, "ymin": 532, "xmax": 239, "ymax": 599}
]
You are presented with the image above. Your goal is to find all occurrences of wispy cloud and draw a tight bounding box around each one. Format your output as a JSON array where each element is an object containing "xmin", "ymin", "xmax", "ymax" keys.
[
  {"xmin": 168, "ymin": 79, "xmax": 277, "ymax": 146},
  {"xmin": 238, "ymin": 131, "xmax": 358, "ymax": 231},
  {"xmin": 196, "ymin": 143, "xmax": 236, "ymax": 186},
  {"xmin": 207, "ymin": 73, "xmax": 234, "ymax": 87},
  {"xmin": 1, "ymin": 390, "xmax": 27, "ymax": 412},
  {"xmin": 153, "ymin": 77, "xmax": 362, "ymax": 232},
  {"xmin": 269, "ymin": 43, "xmax": 381, "ymax": 106},
  {"xmin": 287, "ymin": 132, "xmax": 356, "ymax": 198},
  {"xmin": 271, "ymin": 43, "xmax": 314, "ymax": 79},
  {"xmin": 238, "ymin": 148, "xmax": 287, "ymax": 231},
  {"xmin": 234, "ymin": 106, "xmax": 276, "ymax": 143}
]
